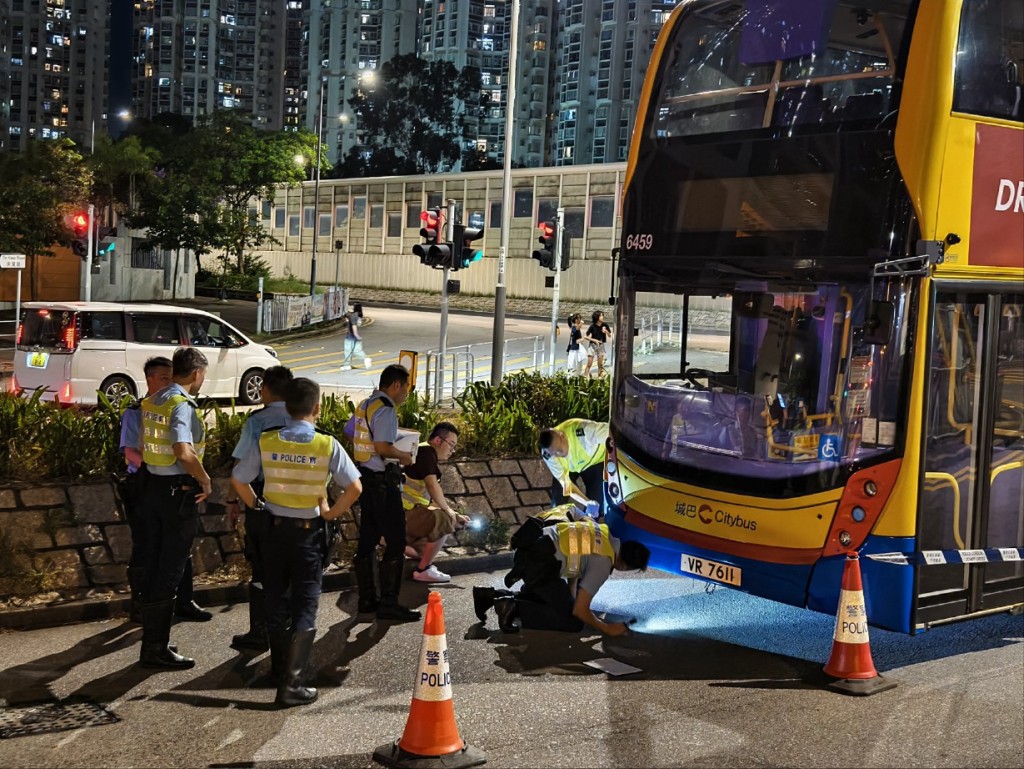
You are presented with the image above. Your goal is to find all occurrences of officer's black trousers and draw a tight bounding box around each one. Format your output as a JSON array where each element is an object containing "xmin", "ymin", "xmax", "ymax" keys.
[
  {"xmin": 142, "ymin": 474, "xmax": 200, "ymax": 604},
  {"xmin": 512, "ymin": 535, "xmax": 584, "ymax": 632},
  {"xmin": 263, "ymin": 520, "xmax": 325, "ymax": 634},
  {"xmin": 355, "ymin": 471, "xmax": 406, "ymax": 560},
  {"xmin": 549, "ymin": 462, "xmax": 605, "ymax": 512},
  {"xmin": 243, "ymin": 506, "xmax": 270, "ymax": 586}
]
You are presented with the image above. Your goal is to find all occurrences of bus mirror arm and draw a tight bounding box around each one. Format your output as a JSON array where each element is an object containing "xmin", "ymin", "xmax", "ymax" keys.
[{"xmin": 609, "ymin": 247, "xmax": 620, "ymax": 305}]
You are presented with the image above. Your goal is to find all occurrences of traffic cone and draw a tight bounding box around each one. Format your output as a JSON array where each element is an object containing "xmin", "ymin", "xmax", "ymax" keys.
[
  {"xmin": 822, "ymin": 553, "xmax": 897, "ymax": 696},
  {"xmin": 373, "ymin": 592, "xmax": 486, "ymax": 769}
]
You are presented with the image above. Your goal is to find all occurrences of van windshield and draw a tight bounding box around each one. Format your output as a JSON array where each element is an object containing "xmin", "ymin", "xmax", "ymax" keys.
[{"xmin": 19, "ymin": 309, "xmax": 78, "ymax": 351}]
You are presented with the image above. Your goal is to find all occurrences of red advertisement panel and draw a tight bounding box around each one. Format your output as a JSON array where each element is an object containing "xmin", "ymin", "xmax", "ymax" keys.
[{"xmin": 970, "ymin": 124, "xmax": 1024, "ymax": 268}]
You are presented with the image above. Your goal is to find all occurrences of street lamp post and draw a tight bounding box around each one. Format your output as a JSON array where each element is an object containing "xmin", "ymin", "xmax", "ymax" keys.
[{"xmin": 309, "ymin": 75, "xmax": 326, "ymax": 297}]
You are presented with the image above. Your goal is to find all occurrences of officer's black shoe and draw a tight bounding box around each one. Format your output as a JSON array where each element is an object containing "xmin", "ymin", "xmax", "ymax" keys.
[
  {"xmin": 376, "ymin": 557, "xmax": 421, "ymax": 622},
  {"xmin": 493, "ymin": 597, "xmax": 520, "ymax": 634},
  {"xmin": 353, "ymin": 555, "xmax": 380, "ymax": 614},
  {"xmin": 275, "ymin": 628, "xmax": 318, "ymax": 708},
  {"xmin": 268, "ymin": 628, "xmax": 292, "ymax": 685},
  {"xmin": 231, "ymin": 584, "xmax": 269, "ymax": 652},
  {"xmin": 139, "ymin": 601, "xmax": 195, "ymax": 669},
  {"xmin": 473, "ymin": 587, "xmax": 495, "ymax": 622},
  {"xmin": 175, "ymin": 600, "xmax": 213, "ymax": 622}
]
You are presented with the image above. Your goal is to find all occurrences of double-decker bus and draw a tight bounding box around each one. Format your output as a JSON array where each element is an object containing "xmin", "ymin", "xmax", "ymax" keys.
[{"xmin": 606, "ymin": 0, "xmax": 1023, "ymax": 633}]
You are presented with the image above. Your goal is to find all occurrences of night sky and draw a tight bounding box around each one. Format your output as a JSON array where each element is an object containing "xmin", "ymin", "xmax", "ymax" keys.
[{"xmin": 109, "ymin": 0, "xmax": 133, "ymax": 129}]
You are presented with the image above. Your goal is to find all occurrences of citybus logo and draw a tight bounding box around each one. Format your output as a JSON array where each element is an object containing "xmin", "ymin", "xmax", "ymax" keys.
[{"xmin": 674, "ymin": 501, "xmax": 757, "ymax": 531}]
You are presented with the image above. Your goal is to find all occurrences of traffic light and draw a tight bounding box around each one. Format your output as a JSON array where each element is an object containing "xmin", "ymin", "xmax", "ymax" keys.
[
  {"xmin": 96, "ymin": 225, "xmax": 116, "ymax": 258},
  {"xmin": 453, "ymin": 223, "xmax": 484, "ymax": 270},
  {"xmin": 559, "ymin": 233, "xmax": 571, "ymax": 271},
  {"xmin": 70, "ymin": 212, "xmax": 89, "ymax": 259},
  {"xmin": 532, "ymin": 220, "xmax": 555, "ymax": 269},
  {"xmin": 412, "ymin": 207, "xmax": 451, "ymax": 268}
]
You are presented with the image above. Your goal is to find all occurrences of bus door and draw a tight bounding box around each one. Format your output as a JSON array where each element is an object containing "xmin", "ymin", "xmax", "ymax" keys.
[{"xmin": 916, "ymin": 288, "xmax": 1024, "ymax": 626}]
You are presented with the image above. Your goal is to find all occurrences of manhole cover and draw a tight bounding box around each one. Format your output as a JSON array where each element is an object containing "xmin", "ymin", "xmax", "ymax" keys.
[{"xmin": 0, "ymin": 699, "xmax": 120, "ymax": 739}]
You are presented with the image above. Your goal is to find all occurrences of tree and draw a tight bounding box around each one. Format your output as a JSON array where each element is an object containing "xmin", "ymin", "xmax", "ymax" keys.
[
  {"xmin": 0, "ymin": 139, "xmax": 92, "ymax": 299},
  {"xmin": 88, "ymin": 134, "xmax": 158, "ymax": 217},
  {"xmin": 341, "ymin": 55, "xmax": 482, "ymax": 177}
]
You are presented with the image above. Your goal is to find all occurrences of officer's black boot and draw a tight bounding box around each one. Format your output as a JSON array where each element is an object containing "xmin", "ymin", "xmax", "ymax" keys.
[
  {"xmin": 493, "ymin": 597, "xmax": 520, "ymax": 634},
  {"xmin": 231, "ymin": 583, "xmax": 269, "ymax": 652},
  {"xmin": 268, "ymin": 627, "xmax": 291, "ymax": 684},
  {"xmin": 472, "ymin": 586, "xmax": 513, "ymax": 622},
  {"xmin": 127, "ymin": 567, "xmax": 145, "ymax": 623},
  {"xmin": 275, "ymin": 628, "xmax": 318, "ymax": 708},
  {"xmin": 353, "ymin": 555, "xmax": 380, "ymax": 615},
  {"xmin": 139, "ymin": 600, "xmax": 195, "ymax": 669},
  {"xmin": 376, "ymin": 557, "xmax": 421, "ymax": 622},
  {"xmin": 175, "ymin": 559, "xmax": 213, "ymax": 621}
]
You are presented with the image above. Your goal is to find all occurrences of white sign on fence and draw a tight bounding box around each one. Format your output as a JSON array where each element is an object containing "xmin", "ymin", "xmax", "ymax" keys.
[{"xmin": 0, "ymin": 253, "xmax": 26, "ymax": 269}]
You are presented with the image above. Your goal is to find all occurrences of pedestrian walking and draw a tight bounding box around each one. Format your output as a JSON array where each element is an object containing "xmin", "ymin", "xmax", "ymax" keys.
[
  {"xmin": 539, "ymin": 418, "xmax": 608, "ymax": 518},
  {"xmin": 402, "ymin": 422, "xmax": 470, "ymax": 584},
  {"xmin": 565, "ymin": 314, "xmax": 586, "ymax": 375},
  {"xmin": 137, "ymin": 347, "xmax": 211, "ymax": 669},
  {"xmin": 474, "ymin": 515, "xmax": 649, "ymax": 634},
  {"xmin": 351, "ymin": 364, "xmax": 421, "ymax": 622},
  {"xmin": 340, "ymin": 304, "xmax": 371, "ymax": 370},
  {"xmin": 583, "ymin": 310, "xmax": 613, "ymax": 378},
  {"xmin": 225, "ymin": 365, "xmax": 294, "ymax": 652},
  {"xmin": 231, "ymin": 377, "xmax": 362, "ymax": 707}
]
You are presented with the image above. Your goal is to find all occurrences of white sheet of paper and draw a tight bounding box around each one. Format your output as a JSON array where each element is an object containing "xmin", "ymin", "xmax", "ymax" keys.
[{"xmin": 583, "ymin": 657, "xmax": 642, "ymax": 676}]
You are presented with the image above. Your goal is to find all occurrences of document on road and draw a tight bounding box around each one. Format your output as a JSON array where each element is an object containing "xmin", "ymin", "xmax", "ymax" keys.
[{"xmin": 584, "ymin": 658, "xmax": 642, "ymax": 677}]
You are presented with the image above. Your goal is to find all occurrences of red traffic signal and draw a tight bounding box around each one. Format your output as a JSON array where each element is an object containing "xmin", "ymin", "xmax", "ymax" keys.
[
  {"xmin": 72, "ymin": 212, "xmax": 89, "ymax": 237},
  {"xmin": 532, "ymin": 220, "xmax": 556, "ymax": 269}
]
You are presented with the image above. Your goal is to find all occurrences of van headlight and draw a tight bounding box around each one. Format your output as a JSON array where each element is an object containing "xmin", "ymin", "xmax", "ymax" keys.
[{"xmin": 265, "ymin": 346, "xmax": 278, "ymax": 358}]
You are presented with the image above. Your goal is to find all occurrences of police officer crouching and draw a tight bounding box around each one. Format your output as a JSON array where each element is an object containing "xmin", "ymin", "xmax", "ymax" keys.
[
  {"xmin": 231, "ymin": 377, "xmax": 362, "ymax": 707},
  {"xmin": 138, "ymin": 347, "xmax": 212, "ymax": 669}
]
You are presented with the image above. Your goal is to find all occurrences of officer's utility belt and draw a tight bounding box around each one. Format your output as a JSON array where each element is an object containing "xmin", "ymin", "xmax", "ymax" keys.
[
  {"xmin": 271, "ymin": 515, "xmax": 322, "ymax": 530},
  {"xmin": 361, "ymin": 464, "xmax": 403, "ymax": 485}
]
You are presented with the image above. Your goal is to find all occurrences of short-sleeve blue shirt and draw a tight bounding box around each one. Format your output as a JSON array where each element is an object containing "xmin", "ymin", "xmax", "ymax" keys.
[
  {"xmin": 232, "ymin": 418, "xmax": 360, "ymax": 519},
  {"xmin": 119, "ymin": 405, "xmax": 142, "ymax": 472},
  {"xmin": 146, "ymin": 382, "xmax": 205, "ymax": 476},
  {"xmin": 358, "ymin": 390, "xmax": 398, "ymax": 472},
  {"xmin": 232, "ymin": 401, "xmax": 289, "ymax": 461}
]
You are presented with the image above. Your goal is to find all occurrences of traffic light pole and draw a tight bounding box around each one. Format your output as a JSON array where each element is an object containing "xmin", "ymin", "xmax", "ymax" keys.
[
  {"xmin": 435, "ymin": 198, "xmax": 456, "ymax": 403},
  {"xmin": 84, "ymin": 203, "xmax": 95, "ymax": 302},
  {"xmin": 547, "ymin": 208, "xmax": 564, "ymax": 375}
]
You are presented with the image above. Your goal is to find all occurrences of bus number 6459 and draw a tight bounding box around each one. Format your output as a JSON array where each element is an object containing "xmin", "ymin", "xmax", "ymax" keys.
[{"xmin": 625, "ymin": 233, "xmax": 654, "ymax": 251}]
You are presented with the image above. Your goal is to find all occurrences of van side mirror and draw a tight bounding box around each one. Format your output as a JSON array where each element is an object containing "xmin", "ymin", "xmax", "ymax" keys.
[{"xmin": 862, "ymin": 300, "xmax": 895, "ymax": 345}]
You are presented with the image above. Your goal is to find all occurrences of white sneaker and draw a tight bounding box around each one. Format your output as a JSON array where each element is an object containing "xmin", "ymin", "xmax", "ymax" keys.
[
  {"xmin": 363, "ymin": 357, "xmax": 372, "ymax": 368},
  {"xmin": 412, "ymin": 565, "xmax": 450, "ymax": 583},
  {"xmin": 340, "ymin": 364, "xmax": 352, "ymax": 371}
]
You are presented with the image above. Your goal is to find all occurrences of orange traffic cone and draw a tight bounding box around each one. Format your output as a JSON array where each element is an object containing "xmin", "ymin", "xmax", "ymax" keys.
[
  {"xmin": 373, "ymin": 592, "xmax": 486, "ymax": 769},
  {"xmin": 822, "ymin": 553, "xmax": 897, "ymax": 696}
]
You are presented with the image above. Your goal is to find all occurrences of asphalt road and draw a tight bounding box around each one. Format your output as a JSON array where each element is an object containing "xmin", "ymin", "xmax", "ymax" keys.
[{"xmin": 1, "ymin": 570, "xmax": 1021, "ymax": 768}]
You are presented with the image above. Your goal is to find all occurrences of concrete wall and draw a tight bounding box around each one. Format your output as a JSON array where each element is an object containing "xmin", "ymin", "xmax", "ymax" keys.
[{"xmin": 0, "ymin": 456, "xmax": 559, "ymax": 601}]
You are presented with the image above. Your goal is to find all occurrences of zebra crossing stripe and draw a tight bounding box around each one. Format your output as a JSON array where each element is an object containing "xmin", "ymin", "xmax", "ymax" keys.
[{"xmin": 865, "ymin": 548, "xmax": 1024, "ymax": 566}]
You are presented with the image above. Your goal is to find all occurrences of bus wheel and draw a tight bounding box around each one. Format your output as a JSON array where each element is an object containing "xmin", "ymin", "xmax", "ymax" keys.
[
  {"xmin": 239, "ymin": 369, "xmax": 264, "ymax": 405},
  {"xmin": 100, "ymin": 375, "xmax": 136, "ymax": 403}
]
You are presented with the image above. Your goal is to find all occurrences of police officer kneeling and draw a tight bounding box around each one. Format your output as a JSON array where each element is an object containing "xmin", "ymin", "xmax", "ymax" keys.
[
  {"xmin": 474, "ymin": 511, "xmax": 650, "ymax": 636},
  {"xmin": 231, "ymin": 377, "xmax": 362, "ymax": 707}
]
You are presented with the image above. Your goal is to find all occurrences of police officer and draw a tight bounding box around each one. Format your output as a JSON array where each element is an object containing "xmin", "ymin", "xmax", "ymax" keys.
[
  {"xmin": 137, "ymin": 347, "xmax": 211, "ymax": 669},
  {"xmin": 539, "ymin": 418, "xmax": 609, "ymax": 517},
  {"xmin": 474, "ymin": 516, "xmax": 649, "ymax": 635},
  {"xmin": 231, "ymin": 377, "xmax": 362, "ymax": 708},
  {"xmin": 352, "ymin": 364, "xmax": 420, "ymax": 622},
  {"xmin": 225, "ymin": 365, "xmax": 294, "ymax": 652}
]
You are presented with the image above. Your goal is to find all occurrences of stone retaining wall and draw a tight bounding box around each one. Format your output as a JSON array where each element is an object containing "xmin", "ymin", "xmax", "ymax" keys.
[{"xmin": 0, "ymin": 457, "xmax": 559, "ymax": 600}]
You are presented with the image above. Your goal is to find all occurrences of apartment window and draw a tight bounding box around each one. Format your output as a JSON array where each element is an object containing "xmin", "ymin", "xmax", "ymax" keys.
[
  {"xmin": 352, "ymin": 196, "xmax": 367, "ymax": 219},
  {"xmin": 303, "ymin": 206, "xmax": 315, "ymax": 229},
  {"xmin": 370, "ymin": 204, "xmax": 384, "ymax": 228},
  {"xmin": 513, "ymin": 189, "xmax": 533, "ymax": 218},
  {"xmin": 336, "ymin": 204, "xmax": 349, "ymax": 227},
  {"xmin": 275, "ymin": 207, "xmax": 285, "ymax": 229},
  {"xmin": 319, "ymin": 213, "xmax": 332, "ymax": 236},
  {"xmin": 387, "ymin": 213, "xmax": 402, "ymax": 237},
  {"xmin": 590, "ymin": 197, "xmax": 615, "ymax": 228},
  {"xmin": 289, "ymin": 215, "xmax": 300, "ymax": 236}
]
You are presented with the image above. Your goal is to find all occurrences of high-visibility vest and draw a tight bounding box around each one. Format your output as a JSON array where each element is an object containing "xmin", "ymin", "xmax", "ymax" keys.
[
  {"xmin": 555, "ymin": 418, "xmax": 606, "ymax": 473},
  {"xmin": 142, "ymin": 393, "xmax": 205, "ymax": 467},
  {"xmin": 401, "ymin": 442, "xmax": 432, "ymax": 509},
  {"xmin": 535, "ymin": 504, "xmax": 578, "ymax": 524},
  {"xmin": 259, "ymin": 430, "xmax": 333, "ymax": 509},
  {"xmin": 554, "ymin": 519, "xmax": 615, "ymax": 579},
  {"xmin": 352, "ymin": 395, "xmax": 391, "ymax": 464}
]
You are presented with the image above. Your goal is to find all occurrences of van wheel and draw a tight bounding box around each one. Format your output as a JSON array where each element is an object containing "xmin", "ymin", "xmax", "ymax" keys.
[
  {"xmin": 239, "ymin": 369, "xmax": 264, "ymax": 405},
  {"xmin": 100, "ymin": 375, "xmax": 136, "ymax": 403}
]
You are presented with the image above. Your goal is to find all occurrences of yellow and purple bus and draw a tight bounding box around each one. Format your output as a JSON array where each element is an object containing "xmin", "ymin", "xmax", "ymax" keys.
[{"xmin": 606, "ymin": 0, "xmax": 1023, "ymax": 632}]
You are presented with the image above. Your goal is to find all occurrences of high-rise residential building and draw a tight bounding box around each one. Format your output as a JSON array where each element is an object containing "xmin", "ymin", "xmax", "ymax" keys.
[
  {"xmin": 131, "ymin": 0, "xmax": 293, "ymax": 128},
  {"xmin": 552, "ymin": 0, "xmax": 680, "ymax": 166},
  {"xmin": 0, "ymin": 0, "xmax": 112, "ymax": 152},
  {"xmin": 306, "ymin": 0, "xmax": 419, "ymax": 164}
]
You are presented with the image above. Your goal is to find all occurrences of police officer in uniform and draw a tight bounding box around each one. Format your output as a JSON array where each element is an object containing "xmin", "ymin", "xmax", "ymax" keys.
[
  {"xmin": 231, "ymin": 377, "xmax": 362, "ymax": 707},
  {"xmin": 352, "ymin": 364, "xmax": 419, "ymax": 622},
  {"xmin": 474, "ymin": 515, "xmax": 649, "ymax": 635},
  {"xmin": 225, "ymin": 365, "xmax": 294, "ymax": 652},
  {"xmin": 539, "ymin": 418, "xmax": 609, "ymax": 516},
  {"xmin": 138, "ymin": 347, "xmax": 211, "ymax": 669}
]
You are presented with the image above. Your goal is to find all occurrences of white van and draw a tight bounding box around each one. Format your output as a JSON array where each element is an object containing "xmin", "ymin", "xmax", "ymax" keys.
[{"xmin": 12, "ymin": 302, "xmax": 279, "ymax": 405}]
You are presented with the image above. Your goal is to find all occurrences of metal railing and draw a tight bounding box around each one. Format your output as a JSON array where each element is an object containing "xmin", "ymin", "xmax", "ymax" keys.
[
  {"xmin": 424, "ymin": 335, "xmax": 548, "ymax": 404},
  {"xmin": 636, "ymin": 309, "xmax": 684, "ymax": 355}
]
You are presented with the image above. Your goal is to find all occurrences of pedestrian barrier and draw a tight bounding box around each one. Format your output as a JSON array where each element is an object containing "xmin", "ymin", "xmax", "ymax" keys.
[
  {"xmin": 424, "ymin": 335, "xmax": 547, "ymax": 405},
  {"xmin": 373, "ymin": 591, "xmax": 486, "ymax": 769},
  {"xmin": 822, "ymin": 553, "xmax": 897, "ymax": 696}
]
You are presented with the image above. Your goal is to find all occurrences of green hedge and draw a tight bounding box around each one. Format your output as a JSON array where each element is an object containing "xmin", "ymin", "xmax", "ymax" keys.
[{"xmin": 0, "ymin": 372, "xmax": 610, "ymax": 483}]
